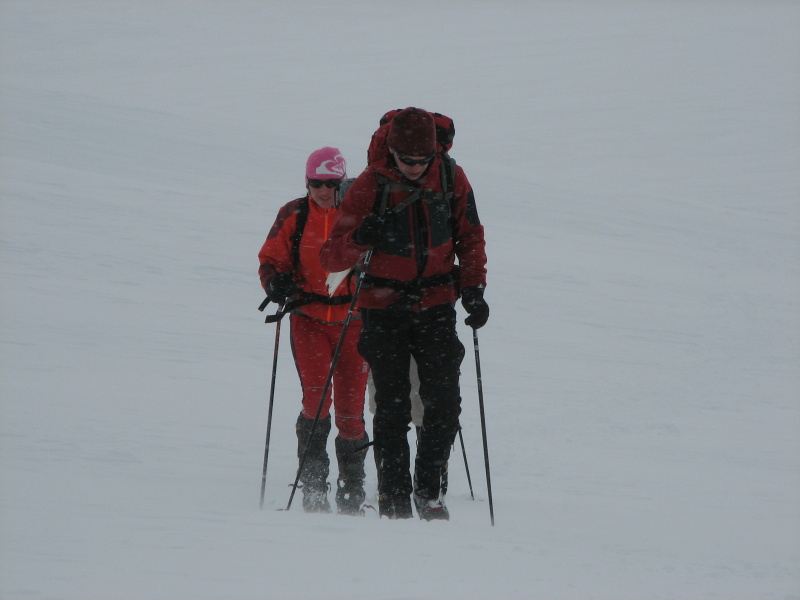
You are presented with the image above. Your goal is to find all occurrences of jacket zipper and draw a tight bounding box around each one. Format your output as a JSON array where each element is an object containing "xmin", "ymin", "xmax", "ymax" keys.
[{"xmin": 323, "ymin": 207, "xmax": 333, "ymax": 322}]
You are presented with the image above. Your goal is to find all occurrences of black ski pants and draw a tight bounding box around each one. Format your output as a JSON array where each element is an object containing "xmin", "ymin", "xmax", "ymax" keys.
[{"xmin": 358, "ymin": 303, "xmax": 465, "ymax": 500}]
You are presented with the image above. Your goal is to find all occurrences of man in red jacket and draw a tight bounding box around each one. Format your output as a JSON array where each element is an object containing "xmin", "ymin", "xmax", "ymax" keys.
[
  {"xmin": 320, "ymin": 108, "xmax": 488, "ymax": 520},
  {"xmin": 259, "ymin": 147, "xmax": 369, "ymax": 516}
]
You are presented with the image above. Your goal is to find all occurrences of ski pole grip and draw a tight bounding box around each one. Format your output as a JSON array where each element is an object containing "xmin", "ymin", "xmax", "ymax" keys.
[{"xmin": 258, "ymin": 296, "xmax": 270, "ymax": 312}]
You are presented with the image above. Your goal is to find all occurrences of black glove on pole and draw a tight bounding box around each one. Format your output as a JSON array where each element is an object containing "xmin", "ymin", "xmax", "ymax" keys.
[
  {"xmin": 461, "ymin": 286, "xmax": 489, "ymax": 329},
  {"xmin": 267, "ymin": 272, "xmax": 299, "ymax": 304}
]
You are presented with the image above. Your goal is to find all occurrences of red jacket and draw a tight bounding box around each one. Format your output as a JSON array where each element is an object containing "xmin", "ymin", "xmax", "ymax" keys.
[
  {"xmin": 259, "ymin": 197, "xmax": 353, "ymax": 323},
  {"xmin": 319, "ymin": 154, "xmax": 486, "ymax": 311}
]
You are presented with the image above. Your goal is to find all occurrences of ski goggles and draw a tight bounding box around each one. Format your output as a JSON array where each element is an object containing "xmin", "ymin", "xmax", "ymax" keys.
[
  {"xmin": 394, "ymin": 151, "xmax": 436, "ymax": 167},
  {"xmin": 307, "ymin": 179, "xmax": 341, "ymax": 189}
]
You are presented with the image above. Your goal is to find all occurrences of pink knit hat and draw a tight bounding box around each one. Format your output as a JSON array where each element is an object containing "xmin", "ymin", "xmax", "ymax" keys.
[{"xmin": 305, "ymin": 147, "xmax": 347, "ymax": 181}]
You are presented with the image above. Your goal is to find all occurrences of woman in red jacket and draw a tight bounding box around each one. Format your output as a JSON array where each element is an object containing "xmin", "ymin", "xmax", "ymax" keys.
[{"xmin": 258, "ymin": 147, "xmax": 369, "ymax": 515}]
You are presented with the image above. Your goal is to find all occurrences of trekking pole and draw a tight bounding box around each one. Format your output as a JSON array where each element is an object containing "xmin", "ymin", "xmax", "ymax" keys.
[
  {"xmin": 259, "ymin": 302, "xmax": 283, "ymax": 508},
  {"xmin": 473, "ymin": 328, "xmax": 495, "ymax": 526},
  {"xmin": 285, "ymin": 249, "xmax": 374, "ymax": 511},
  {"xmin": 457, "ymin": 427, "xmax": 475, "ymax": 500}
]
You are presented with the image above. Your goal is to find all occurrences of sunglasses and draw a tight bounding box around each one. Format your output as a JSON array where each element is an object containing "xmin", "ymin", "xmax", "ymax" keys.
[
  {"xmin": 308, "ymin": 179, "xmax": 341, "ymax": 189},
  {"xmin": 394, "ymin": 151, "xmax": 436, "ymax": 167}
]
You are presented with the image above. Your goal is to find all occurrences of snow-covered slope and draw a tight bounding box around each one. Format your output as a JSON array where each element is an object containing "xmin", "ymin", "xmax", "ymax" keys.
[{"xmin": 2, "ymin": 2, "xmax": 798, "ymax": 598}]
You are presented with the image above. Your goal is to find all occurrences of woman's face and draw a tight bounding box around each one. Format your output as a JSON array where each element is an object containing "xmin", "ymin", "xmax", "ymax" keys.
[{"xmin": 307, "ymin": 178, "xmax": 341, "ymax": 208}]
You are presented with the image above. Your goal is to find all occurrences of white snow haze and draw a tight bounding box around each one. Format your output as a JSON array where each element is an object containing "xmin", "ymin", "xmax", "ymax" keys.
[{"xmin": 1, "ymin": 2, "xmax": 799, "ymax": 599}]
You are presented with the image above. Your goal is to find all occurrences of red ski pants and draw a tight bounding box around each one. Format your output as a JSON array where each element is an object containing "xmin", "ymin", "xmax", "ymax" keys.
[{"xmin": 289, "ymin": 312, "xmax": 368, "ymax": 440}]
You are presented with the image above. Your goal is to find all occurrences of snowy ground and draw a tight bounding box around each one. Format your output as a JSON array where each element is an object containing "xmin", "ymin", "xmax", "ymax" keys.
[{"xmin": 1, "ymin": 2, "xmax": 799, "ymax": 599}]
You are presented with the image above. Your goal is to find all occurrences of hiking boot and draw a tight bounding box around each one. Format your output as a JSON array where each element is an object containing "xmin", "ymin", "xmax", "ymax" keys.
[
  {"xmin": 413, "ymin": 493, "xmax": 449, "ymax": 521},
  {"xmin": 335, "ymin": 435, "xmax": 368, "ymax": 517},
  {"xmin": 378, "ymin": 493, "xmax": 413, "ymax": 519},
  {"xmin": 302, "ymin": 483, "xmax": 332, "ymax": 514},
  {"xmin": 373, "ymin": 433, "xmax": 413, "ymax": 508},
  {"xmin": 336, "ymin": 479, "xmax": 366, "ymax": 516},
  {"xmin": 296, "ymin": 413, "xmax": 331, "ymax": 514}
]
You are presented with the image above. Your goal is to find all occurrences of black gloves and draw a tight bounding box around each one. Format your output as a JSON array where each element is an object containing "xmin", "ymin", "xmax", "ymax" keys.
[
  {"xmin": 267, "ymin": 272, "xmax": 299, "ymax": 304},
  {"xmin": 461, "ymin": 286, "xmax": 489, "ymax": 329},
  {"xmin": 353, "ymin": 214, "xmax": 387, "ymax": 247}
]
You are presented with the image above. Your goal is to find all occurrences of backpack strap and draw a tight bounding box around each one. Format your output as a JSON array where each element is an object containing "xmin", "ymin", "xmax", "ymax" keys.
[
  {"xmin": 361, "ymin": 271, "xmax": 456, "ymax": 311},
  {"xmin": 373, "ymin": 170, "xmax": 394, "ymax": 217},
  {"xmin": 440, "ymin": 154, "xmax": 456, "ymax": 202},
  {"xmin": 440, "ymin": 155, "xmax": 458, "ymax": 232},
  {"xmin": 362, "ymin": 271, "xmax": 455, "ymax": 292},
  {"xmin": 290, "ymin": 196, "xmax": 310, "ymax": 274}
]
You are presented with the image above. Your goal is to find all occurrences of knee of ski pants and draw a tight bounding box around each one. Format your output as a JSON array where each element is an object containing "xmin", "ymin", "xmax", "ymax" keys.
[
  {"xmin": 416, "ymin": 349, "xmax": 464, "ymax": 430},
  {"xmin": 419, "ymin": 396, "xmax": 461, "ymax": 433},
  {"xmin": 335, "ymin": 414, "xmax": 366, "ymax": 441}
]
